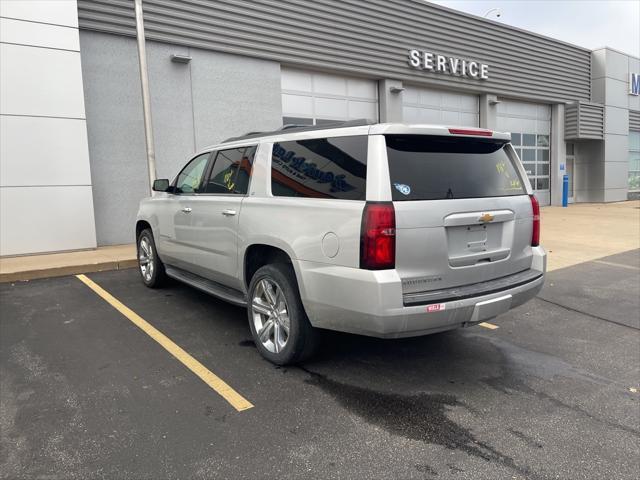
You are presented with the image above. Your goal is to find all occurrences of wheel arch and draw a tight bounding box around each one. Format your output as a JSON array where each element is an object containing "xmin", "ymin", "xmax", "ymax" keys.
[
  {"xmin": 244, "ymin": 244, "xmax": 292, "ymax": 288},
  {"xmin": 135, "ymin": 220, "xmax": 152, "ymax": 240},
  {"xmin": 242, "ymin": 241, "xmax": 309, "ymax": 304}
]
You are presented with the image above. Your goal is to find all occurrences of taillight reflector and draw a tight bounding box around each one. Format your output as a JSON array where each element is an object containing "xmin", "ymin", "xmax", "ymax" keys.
[
  {"xmin": 360, "ymin": 203, "xmax": 396, "ymax": 270},
  {"xmin": 448, "ymin": 128, "xmax": 493, "ymax": 137},
  {"xmin": 530, "ymin": 194, "xmax": 540, "ymax": 246}
]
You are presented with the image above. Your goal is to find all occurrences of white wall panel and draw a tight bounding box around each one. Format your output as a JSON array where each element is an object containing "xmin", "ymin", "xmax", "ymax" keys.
[
  {"xmin": 0, "ymin": 43, "xmax": 86, "ymax": 118},
  {"xmin": 0, "ymin": 115, "xmax": 91, "ymax": 186},
  {"xmin": 0, "ymin": 186, "xmax": 96, "ymax": 256},
  {"xmin": 0, "ymin": 0, "xmax": 96, "ymax": 255},
  {"xmin": 0, "ymin": 17, "xmax": 79, "ymax": 51},
  {"xmin": 0, "ymin": 0, "xmax": 78, "ymax": 28}
]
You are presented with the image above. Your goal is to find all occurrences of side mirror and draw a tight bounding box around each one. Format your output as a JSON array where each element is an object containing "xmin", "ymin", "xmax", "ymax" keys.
[{"xmin": 152, "ymin": 179, "xmax": 170, "ymax": 192}]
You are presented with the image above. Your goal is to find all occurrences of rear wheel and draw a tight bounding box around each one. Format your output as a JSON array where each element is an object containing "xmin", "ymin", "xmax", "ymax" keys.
[
  {"xmin": 137, "ymin": 228, "xmax": 166, "ymax": 288},
  {"xmin": 247, "ymin": 263, "xmax": 319, "ymax": 365}
]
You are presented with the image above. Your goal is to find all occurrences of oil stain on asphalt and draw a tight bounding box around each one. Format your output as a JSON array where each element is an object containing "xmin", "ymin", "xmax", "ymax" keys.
[{"xmin": 300, "ymin": 366, "xmax": 542, "ymax": 480}]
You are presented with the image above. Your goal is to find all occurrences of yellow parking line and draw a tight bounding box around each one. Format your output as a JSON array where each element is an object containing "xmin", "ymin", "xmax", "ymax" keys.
[
  {"xmin": 479, "ymin": 322, "xmax": 499, "ymax": 330},
  {"xmin": 76, "ymin": 274, "xmax": 253, "ymax": 412}
]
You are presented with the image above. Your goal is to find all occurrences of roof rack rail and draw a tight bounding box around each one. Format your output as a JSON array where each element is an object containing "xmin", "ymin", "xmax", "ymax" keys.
[
  {"xmin": 281, "ymin": 123, "xmax": 312, "ymax": 130},
  {"xmin": 222, "ymin": 118, "xmax": 374, "ymax": 143}
]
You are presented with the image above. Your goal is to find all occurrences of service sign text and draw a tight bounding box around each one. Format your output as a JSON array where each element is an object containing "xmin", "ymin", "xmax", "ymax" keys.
[{"xmin": 408, "ymin": 49, "xmax": 489, "ymax": 80}]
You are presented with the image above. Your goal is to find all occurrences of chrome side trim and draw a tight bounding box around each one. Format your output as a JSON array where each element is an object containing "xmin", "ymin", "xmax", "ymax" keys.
[{"xmin": 403, "ymin": 269, "xmax": 543, "ymax": 306}]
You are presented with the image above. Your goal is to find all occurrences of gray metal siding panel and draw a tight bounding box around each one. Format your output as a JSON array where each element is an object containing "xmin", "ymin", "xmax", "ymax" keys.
[
  {"xmin": 565, "ymin": 102, "xmax": 604, "ymax": 140},
  {"xmin": 579, "ymin": 103, "xmax": 605, "ymax": 139},
  {"xmin": 630, "ymin": 110, "xmax": 640, "ymax": 131},
  {"xmin": 77, "ymin": 0, "xmax": 591, "ymax": 103},
  {"xmin": 565, "ymin": 103, "xmax": 578, "ymax": 139}
]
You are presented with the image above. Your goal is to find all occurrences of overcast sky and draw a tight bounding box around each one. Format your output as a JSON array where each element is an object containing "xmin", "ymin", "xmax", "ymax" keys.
[{"xmin": 429, "ymin": 0, "xmax": 639, "ymax": 57}]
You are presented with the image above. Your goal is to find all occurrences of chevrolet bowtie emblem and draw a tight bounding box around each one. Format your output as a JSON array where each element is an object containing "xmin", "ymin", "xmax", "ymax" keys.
[{"xmin": 479, "ymin": 213, "xmax": 494, "ymax": 223}]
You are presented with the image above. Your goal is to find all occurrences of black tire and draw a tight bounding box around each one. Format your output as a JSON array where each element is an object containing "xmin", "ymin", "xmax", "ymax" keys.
[
  {"xmin": 137, "ymin": 228, "xmax": 167, "ymax": 288},
  {"xmin": 247, "ymin": 263, "xmax": 320, "ymax": 365}
]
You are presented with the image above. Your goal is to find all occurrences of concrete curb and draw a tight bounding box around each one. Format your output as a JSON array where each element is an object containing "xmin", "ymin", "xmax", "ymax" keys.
[{"xmin": 0, "ymin": 259, "xmax": 138, "ymax": 283}]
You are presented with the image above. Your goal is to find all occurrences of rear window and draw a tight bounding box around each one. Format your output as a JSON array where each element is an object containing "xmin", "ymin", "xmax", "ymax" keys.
[
  {"xmin": 271, "ymin": 136, "xmax": 367, "ymax": 200},
  {"xmin": 386, "ymin": 135, "xmax": 526, "ymax": 201}
]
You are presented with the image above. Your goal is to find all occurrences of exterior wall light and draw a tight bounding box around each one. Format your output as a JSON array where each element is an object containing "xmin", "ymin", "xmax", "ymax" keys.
[
  {"xmin": 390, "ymin": 86, "xmax": 405, "ymax": 93},
  {"xmin": 171, "ymin": 54, "xmax": 192, "ymax": 63}
]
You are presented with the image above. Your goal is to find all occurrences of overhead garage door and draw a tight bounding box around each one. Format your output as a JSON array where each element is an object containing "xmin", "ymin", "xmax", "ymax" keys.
[
  {"xmin": 497, "ymin": 100, "xmax": 552, "ymax": 206},
  {"xmin": 402, "ymin": 86, "xmax": 479, "ymax": 127},
  {"xmin": 281, "ymin": 68, "xmax": 378, "ymax": 126}
]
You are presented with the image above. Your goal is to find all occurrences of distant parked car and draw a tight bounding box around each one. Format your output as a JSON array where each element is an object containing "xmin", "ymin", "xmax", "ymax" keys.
[{"xmin": 136, "ymin": 121, "xmax": 545, "ymax": 364}]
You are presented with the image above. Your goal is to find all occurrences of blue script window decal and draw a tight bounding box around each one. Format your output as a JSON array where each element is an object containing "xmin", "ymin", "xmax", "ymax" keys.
[{"xmin": 271, "ymin": 137, "xmax": 368, "ymax": 200}]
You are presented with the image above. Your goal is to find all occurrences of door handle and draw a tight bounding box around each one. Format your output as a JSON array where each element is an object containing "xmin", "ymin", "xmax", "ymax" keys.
[
  {"xmin": 181, "ymin": 207, "xmax": 192, "ymax": 213},
  {"xmin": 222, "ymin": 209, "xmax": 237, "ymax": 216}
]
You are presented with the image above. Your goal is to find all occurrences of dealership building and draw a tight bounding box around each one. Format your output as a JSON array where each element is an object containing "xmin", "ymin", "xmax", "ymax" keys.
[{"xmin": 1, "ymin": 0, "xmax": 639, "ymax": 256}]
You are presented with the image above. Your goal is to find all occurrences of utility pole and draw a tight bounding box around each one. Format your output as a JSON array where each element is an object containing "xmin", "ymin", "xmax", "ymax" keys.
[{"xmin": 134, "ymin": 0, "xmax": 157, "ymax": 193}]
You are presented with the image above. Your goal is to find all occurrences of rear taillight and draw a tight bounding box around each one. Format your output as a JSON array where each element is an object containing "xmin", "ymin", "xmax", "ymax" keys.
[
  {"xmin": 360, "ymin": 202, "xmax": 396, "ymax": 270},
  {"xmin": 530, "ymin": 194, "xmax": 540, "ymax": 246}
]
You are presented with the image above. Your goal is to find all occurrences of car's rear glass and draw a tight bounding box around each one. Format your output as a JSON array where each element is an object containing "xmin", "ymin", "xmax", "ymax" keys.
[{"xmin": 385, "ymin": 135, "xmax": 526, "ymax": 201}]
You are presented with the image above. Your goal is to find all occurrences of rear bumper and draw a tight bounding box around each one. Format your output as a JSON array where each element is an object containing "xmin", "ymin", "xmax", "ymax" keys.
[{"xmin": 296, "ymin": 246, "xmax": 546, "ymax": 338}]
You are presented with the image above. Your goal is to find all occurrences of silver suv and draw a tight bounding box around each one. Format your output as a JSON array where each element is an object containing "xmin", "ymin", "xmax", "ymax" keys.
[{"xmin": 136, "ymin": 122, "xmax": 546, "ymax": 364}]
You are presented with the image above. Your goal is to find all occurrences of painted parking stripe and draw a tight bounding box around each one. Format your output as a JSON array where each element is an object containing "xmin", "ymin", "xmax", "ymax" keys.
[
  {"xmin": 76, "ymin": 274, "xmax": 253, "ymax": 412},
  {"xmin": 479, "ymin": 322, "xmax": 499, "ymax": 330},
  {"xmin": 593, "ymin": 260, "xmax": 639, "ymax": 271}
]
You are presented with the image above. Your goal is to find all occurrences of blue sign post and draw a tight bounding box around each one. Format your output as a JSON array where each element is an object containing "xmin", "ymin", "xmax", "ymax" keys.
[{"xmin": 562, "ymin": 174, "xmax": 569, "ymax": 207}]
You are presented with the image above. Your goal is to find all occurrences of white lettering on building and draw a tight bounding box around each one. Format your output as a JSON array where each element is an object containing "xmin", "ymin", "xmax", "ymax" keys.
[{"xmin": 408, "ymin": 49, "xmax": 489, "ymax": 80}]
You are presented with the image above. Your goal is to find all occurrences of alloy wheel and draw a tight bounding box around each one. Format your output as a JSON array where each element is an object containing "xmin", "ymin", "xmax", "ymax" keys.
[
  {"xmin": 138, "ymin": 236, "xmax": 154, "ymax": 282},
  {"xmin": 251, "ymin": 278, "xmax": 290, "ymax": 353}
]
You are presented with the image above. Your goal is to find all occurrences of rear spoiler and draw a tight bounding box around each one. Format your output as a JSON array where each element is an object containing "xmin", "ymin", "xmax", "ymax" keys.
[{"xmin": 369, "ymin": 124, "xmax": 511, "ymax": 142}]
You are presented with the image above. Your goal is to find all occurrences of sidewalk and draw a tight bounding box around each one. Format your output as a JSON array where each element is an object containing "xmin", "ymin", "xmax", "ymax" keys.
[
  {"xmin": 542, "ymin": 200, "xmax": 639, "ymax": 271},
  {"xmin": 0, "ymin": 244, "xmax": 136, "ymax": 283},
  {"xmin": 1, "ymin": 201, "xmax": 638, "ymax": 282}
]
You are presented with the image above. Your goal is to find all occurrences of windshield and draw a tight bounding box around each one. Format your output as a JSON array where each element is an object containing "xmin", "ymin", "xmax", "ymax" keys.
[{"xmin": 385, "ymin": 135, "xmax": 526, "ymax": 201}]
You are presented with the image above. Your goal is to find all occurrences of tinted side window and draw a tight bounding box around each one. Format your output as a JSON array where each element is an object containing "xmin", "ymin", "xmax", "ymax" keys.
[
  {"xmin": 175, "ymin": 153, "xmax": 210, "ymax": 194},
  {"xmin": 203, "ymin": 146, "xmax": 257, "ymax": 195},
  {"xmin": 270, "ymin": 136, "xmax": 367, "ymax": 200},
  {"xmin": 386, "ymin": 135, "xmax": 526, "ymax": 201}
]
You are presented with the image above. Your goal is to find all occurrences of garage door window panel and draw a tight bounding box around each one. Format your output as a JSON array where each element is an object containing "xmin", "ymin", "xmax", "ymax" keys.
[
  {"xmin": 497, "ymin": 100, "xmax": 551, "ymax": 204},
  {"xmin": 281, "ymin": 68, "xmax": 378, "ymax": 126},
  {"xmin": 402, "ymin": 86, "xmax": 479, "ymax": 127}
]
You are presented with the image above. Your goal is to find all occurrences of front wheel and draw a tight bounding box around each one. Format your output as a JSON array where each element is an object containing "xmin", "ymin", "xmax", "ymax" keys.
[
  {"xmin": 247, "ymin": 263, "xmax": 320, "ymax": 365},
  {"xmin": 137, "ymin": 228, "xmax": 167, "ymax": 288}
]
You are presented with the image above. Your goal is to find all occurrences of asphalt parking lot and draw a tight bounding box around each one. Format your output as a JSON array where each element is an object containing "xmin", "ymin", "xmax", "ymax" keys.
[{"xmin": 1, "ymin": 250, "xmax": 639, "ymax": 480}]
